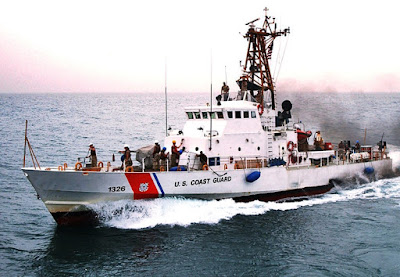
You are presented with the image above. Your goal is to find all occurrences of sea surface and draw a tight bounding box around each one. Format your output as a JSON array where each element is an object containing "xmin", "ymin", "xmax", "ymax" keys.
[{"xmin": 1, "ymin": 92, "xmax": 400, "ymax": 276}]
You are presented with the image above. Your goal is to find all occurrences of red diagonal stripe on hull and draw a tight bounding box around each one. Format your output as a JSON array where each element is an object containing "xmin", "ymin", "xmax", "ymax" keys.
[{"xmin": 125, "ymin": 173, "xmax": 159, "ymax": 199}]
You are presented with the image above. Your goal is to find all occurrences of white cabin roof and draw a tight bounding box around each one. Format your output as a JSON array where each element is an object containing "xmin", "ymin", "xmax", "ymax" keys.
[{"xmin": 185, "ymin": 99, "xmax": 258, "ymax": 111}]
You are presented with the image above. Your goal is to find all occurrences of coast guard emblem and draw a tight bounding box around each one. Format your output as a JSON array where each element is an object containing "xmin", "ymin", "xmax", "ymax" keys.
[
  {"xmin": 139, "ymin": 182, "xmax": 149, "ymax": 192},
  {"xmin": 125, "ymin": 173, "xmax": 160, "ymax": 199}
]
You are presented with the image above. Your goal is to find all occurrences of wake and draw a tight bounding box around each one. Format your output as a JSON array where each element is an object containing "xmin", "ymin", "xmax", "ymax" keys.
[
  {"xmin": 88, "ymin": 147, "xmax": 400, "ymax": 229},
  {"xmin": 89, "ymin": 177, "xmax": 400, "ymax": 230}
]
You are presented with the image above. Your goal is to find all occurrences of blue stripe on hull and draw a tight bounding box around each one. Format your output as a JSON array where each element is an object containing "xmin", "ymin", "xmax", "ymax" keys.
[{"xmin": 152, "ymin": 173, "xmax": 165, "ymax": 196}]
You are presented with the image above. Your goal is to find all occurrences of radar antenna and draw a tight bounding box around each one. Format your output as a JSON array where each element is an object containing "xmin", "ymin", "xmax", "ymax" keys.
[{"xmin": 245, "ymin": 18, "xmax": 259, "ymax": 26}]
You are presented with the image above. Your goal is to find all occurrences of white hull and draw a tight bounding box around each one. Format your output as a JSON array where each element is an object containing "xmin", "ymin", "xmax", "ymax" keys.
[{"xmin": 22, "ymin": 158, "xmax": 393, "ymax": 225}]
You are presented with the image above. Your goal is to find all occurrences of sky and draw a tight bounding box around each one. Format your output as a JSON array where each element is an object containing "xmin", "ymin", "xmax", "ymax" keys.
[{"xmin": 0, "ymin": 0, "xmax": 399, "ymax": 93}]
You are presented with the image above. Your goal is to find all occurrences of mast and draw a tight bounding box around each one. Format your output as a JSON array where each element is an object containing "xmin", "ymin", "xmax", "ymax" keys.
[{"xmin": 238, "ymin": 8, "xmax": 289, "ymax": 111}]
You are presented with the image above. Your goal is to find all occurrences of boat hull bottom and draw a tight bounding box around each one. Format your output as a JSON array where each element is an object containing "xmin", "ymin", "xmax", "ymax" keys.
[
  {"xmin": 52, "ymin": 211, "xmax": 99, "ymax": 226},
  {"xmin": 233, "ymin": 183, "xmax": 334, "ymax": 202},
  {"xmin": 50, "ymin": 183, "xmax": 334, "ymax": 226}
]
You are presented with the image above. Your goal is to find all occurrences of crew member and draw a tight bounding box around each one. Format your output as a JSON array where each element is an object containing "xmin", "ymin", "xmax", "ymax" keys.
[
  {"xmin": 153, "ymin": 140, "xmax": 161, "ymax": 170},
  {"xmin": 87, "ymin": 143, "xmax": 97, "ymax": 167},
  {"xmin": 338, "ymin": 141, "xmax": 345, "ymax": 160},
  {"xmin": 171, "ymin": 139, "xmax": 184, "ymax": 167},
  {"xmin": 237, "ymin": 79, "xmax": 247, "ymax": 100},
  {"xmin": 241, "ymin": 79, "xmax": 247, "ymax": 92},
  {"xmin": 255, "ymin": 90, "xmax": 263, "ymax": 104},
  {"xmin": 119, "ymin": 144, "xmax": 132, "ymax": 169},
  {"xmin": 196, "ymin": 151, "xmax": 208, "ymax": 167},
  {"xmin": 355, "ymin": 140, "xmax": 361, "ymax": 153},
  {"xmin": 221, "ymin": 82, "xmax": 229, "ymax": 101},
  {"xmin": 314, "ymin": 131, "xmax": 324, "ymax": 150},
  {"xmin": 160, "ymin": 147, "xmax": 169, "ymax": 168}
]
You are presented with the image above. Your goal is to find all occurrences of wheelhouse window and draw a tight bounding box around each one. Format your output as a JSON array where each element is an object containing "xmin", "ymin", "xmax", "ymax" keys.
[
  {"xmin": 208, "ymin": 157, "xmax": 221, "ymax": 166},
  {"xmin": 217, "ymin": 111, "xmax": 224, "ymax": 119},
  {"xmin": 209, "ymin": 112, "xmax": 216, "ymax": 119},
  {"xmin": 194, "ymin": 112, "xmax": 201, "ymax": 119},
  {"xmin": 244, "ymin": 111, "xmax": 249, "ymax": 118},
  {"xmin": 227, "ymin": 111, "xmax": 233, "ymax": 118},
  {"xmin": 235, "ymin": 111, "xmax": 241, "ymax": 118},
  {"xmin": 251, "ymin": 111, "xmax": 257, "ymax": 118},
  {"xmin": 202, "ymin": 112, "xmax": 208, "ymax": 119},
  {"xmin": 187, "ymin": 112, "xmax": 194, "ymax": 119}
]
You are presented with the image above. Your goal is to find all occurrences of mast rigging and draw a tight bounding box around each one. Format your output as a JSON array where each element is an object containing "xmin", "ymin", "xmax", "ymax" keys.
[{"xmin": 238, "ymin": 8, "xmax": 290, "ymax": 111}]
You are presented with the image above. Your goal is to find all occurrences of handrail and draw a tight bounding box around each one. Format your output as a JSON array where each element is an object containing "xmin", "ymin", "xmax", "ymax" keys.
[{"xmin": 23, "ymin": 120, "xmax": 41, "ymax": 170}]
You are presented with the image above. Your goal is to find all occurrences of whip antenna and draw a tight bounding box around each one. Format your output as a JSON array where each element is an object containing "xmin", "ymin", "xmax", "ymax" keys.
[
  {"xmin": 209, "ymin": 50, "xmax": 213, "ymax": 151},
  {"xmin": 165, "ymin": 57, "xmax": 168, "ymax": 136},
  {"xmin": 225, "ymin": 65, "xmax": 227, "ymax": 84}
]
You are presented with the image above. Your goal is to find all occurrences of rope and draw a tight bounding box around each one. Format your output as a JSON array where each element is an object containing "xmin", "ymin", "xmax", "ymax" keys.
[
  {"xmin": 209, "ymin": 165, "xmax": 227, "ymax": 177},
  {"xmin": 273, "ymin": 20, "xmax": 282, "ymax": 79},
  {"xmin": 274, "ymin": 35, "xmax": 290, "ymax": 85}
]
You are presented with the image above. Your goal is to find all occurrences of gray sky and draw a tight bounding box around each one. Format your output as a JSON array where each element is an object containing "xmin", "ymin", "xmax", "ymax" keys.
[{"xmin": 0, "ymin": 0, "xmax": 399, "ymax": 93}]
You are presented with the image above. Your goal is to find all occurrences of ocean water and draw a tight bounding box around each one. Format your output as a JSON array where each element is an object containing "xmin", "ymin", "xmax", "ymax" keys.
[{"xmin": 1, "ymin": 92, "xmax": 400, "ymax": 276}]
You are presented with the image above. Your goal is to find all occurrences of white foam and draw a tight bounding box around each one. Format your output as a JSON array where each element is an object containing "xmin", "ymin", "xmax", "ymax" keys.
[
  {"xmin": 388, "ymin": 145, "xmax": 400, "ymax": 170},
  {"xmin": 89, "ymin": 176, "xmax": 400, "ymax": 230}
]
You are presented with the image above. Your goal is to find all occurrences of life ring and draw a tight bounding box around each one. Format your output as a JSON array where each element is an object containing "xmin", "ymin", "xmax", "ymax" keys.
[
  {"xmin": 125, "ymin": 166, "xmax": 133, "ymax": 172},
  {"xmin": 257, "ymin": 104, "xmax": 264, "ymax": 116},
  {"xmin": 287, "ymin": 141, "xmax": 295, "ymax": 152},
  {"xmin": 224, "ymin": 164, "xmax": 228, "ymax": 170},
  {"xmin": 202, "ymin": 164, "xmax": 209, "ymax": 170},
  {"xmin": 177, "ymin": 166, "xmax": 182, "ymax": 171},
  {"xmin": 75, "ymin": 162, "xmax": 82, "ymax": 170},
  {"xmin": 234, "ymin": 163, "xmax": 239, "ymax": 169},
  {"xmin": 98, "ymin": 161, "xmax": 103, "ymax": 168},
  {"xmin": 58, "ymin": 165, "xmax": 63, "ymax": 171},
  {"xmin": 160, "ymin": 166, "xmax": 165, "ymax": 172},
  {"xmin": 63, "ymin": 163, "xmax": 68, "ymax": 170}
]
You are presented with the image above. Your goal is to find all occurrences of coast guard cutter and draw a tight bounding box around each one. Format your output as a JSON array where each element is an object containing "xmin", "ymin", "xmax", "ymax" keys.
[{"xmin": 22, "ymin": 9, "xmax": 393, "ymax": 225}]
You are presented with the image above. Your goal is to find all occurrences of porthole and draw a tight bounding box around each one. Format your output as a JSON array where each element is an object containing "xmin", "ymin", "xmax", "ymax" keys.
[
  {"xmin": 195, "ymin": 147, "xmax": 199, "ymax": 151},
  {"xmin": 238, "ymin": 147, "xmax": 241, "ymax": 151},
  {"xmin": 257, "ymin": 146, "xmax": 260, "ymax": 151}
]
